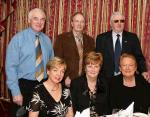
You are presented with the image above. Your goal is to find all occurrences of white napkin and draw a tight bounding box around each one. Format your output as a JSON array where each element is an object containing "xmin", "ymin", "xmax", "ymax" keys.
[
  {"xmin": 119, "ymin": 102, "xmax": 134, "ymax": 117},
  {"xmin": 74, "ymin": 108, "xmax": 90, "ymax": 117}
]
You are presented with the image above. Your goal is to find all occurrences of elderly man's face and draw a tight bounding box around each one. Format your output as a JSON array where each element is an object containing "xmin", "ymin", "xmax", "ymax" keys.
[
  {"xmin": 111, "ymin": 14, "xmax": 125, "ymax": 33},
  {"xmin": 28, "ymin": 11, "xmax": 46, "ymax": 32},
  {"xmin": 71, "ymin": 14, "xmax": 85, "ymax": 33}
]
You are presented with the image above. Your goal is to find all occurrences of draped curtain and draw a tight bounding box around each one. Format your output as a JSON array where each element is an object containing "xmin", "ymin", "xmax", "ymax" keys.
[{"xmin": 0, "ymin": 0, "xmax": 150, "ymax": 99}]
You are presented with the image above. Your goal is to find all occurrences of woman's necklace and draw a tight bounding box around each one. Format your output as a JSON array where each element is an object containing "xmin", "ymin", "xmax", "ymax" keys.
[
  {"xmin": 123, "ymin": 77, "xmax": 135, "ymax": 87},
  {"xmin": 51, "ymin": 84, "xmax": 60, "ymax": 92}
]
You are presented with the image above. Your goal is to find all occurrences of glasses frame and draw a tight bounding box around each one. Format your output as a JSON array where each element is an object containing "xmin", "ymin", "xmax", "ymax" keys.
[{"xmin": 113, "ymin": 19, "xmax": 125, "ymax": 23}]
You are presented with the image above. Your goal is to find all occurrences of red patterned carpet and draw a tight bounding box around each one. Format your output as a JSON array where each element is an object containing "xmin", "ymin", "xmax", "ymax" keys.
[{"xmin": 0, "ymin": 99, "xmax": 11, "ymax": 117}]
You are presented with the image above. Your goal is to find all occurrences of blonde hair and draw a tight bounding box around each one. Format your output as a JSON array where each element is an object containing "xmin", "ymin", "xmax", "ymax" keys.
[
  {"xmin": 119, "ymin": 53, "xmax": 137, "ymax": 66},
  {"xmin": 46, "ymin": 57, "xmax": 67, "ymax": 71}
]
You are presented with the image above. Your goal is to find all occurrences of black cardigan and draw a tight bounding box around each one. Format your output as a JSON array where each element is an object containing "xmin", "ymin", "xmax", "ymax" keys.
[
  {"xmin": 70, "ymin": 74, "xmax": 110, "ymax": 116},
  {"xmin": 109, "ymin": 74, "xmax": 150, "ymax": 114}
]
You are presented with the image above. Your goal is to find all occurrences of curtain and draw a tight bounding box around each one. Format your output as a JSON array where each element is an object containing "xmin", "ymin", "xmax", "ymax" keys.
[{"xmin": 0, "ymin": 0, "xmax": 150, "ymax": 99}]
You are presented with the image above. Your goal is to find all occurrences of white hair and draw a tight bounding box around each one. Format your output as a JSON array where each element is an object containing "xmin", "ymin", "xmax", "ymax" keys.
[
  {"xmin": 28, "ymin": 8, "xmax": 46, "ymax": 20},
  {"xmin": 110, "ymin": 11, "xmax": 125, "ymax": 25}
]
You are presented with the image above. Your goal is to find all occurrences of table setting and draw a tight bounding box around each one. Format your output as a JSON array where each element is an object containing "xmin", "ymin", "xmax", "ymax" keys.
[{"xmin": 74, "ymin": 102, "xmax": 150, "ymax": 117}]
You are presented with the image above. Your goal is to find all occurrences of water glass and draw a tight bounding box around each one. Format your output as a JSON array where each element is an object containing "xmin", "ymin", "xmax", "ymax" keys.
[
  {"xmin": 112, "ymin": 108, "xmax": 120, "ymax": 114},
  {"xmin": 148, "ymin": 107, "xmax": 150, "ymax": 117},
  {"xmin": 112, "ymin": 108, "xmax": 120, "ymax": 117}
]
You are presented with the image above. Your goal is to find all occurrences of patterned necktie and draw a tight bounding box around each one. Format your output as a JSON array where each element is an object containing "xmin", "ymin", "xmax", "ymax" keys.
[
  {"xmin": 76, "ymin": 36, "xmax": 83, "ymax": 76},
  {"xmin": 35, "ymin": 35, "xmax": 44, "ymax": 82},
  {"xmin": 114, "ymin": 34, "xmax": 121, "ymax": 73}
]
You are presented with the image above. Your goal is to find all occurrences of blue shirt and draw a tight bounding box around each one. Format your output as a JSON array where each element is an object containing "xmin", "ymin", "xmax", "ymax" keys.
[{"xmin": 5, "ymin": 28, "xmax": 54, "ymax": 96}]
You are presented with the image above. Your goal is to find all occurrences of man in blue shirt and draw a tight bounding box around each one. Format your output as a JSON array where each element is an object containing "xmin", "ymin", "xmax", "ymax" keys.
[{"xmin": 5, "ymin": 8, "xmax": 54, "ymax": 116}]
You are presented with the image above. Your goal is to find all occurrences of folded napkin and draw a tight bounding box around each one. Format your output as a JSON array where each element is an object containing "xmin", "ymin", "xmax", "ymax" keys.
[
  {"xmin": 74, "ymin": 108, "xmax": 90, "ymax": 117},
  {"xmin": 119, "ymin": 102, "xmax": 134, "ymax": 117}
]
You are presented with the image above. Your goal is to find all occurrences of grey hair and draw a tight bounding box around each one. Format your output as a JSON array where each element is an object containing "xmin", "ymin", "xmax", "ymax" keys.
[
  {"xmin": 110, "ymin": 11, "xmax": 125, "ymax": 25},
  {"xmin": 28, "ymin": 8, "xmax": 46, "ymax": 20}
]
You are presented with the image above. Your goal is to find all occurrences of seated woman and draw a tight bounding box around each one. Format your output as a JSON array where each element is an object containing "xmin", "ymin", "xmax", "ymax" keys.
[
  {"xmin": 110, "ymin": 53, "xmax": 150, "ymax": 114},
  {"xmin": 28, "ymin": 57, "xmax": 73, "ymax": 117},
  {"xmin": 70, "ymin": 51, "xmax": 110, "ymax": 116}
]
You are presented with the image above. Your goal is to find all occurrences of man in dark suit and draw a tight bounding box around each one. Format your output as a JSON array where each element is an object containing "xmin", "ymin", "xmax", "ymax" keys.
[
  {"xmin": 95, "ymin": 11, "xmax": 149, "ymax": 83},
  {"xmin": 54, "ymin": 12, "xmax": 95, "ymax": 87}
]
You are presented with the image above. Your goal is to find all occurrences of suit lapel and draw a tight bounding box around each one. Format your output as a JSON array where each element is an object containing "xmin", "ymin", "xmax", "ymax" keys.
[
  {"xmin": 107, "ymin": 31, "xmax": 114, "ymax": 61},
  {"xmin": 82, "ymin": 34, "xmax": 86, "ymax": 55},
  {"xmin": 122, "ymin": 31, "xmax": 128, "ymax": 53}
]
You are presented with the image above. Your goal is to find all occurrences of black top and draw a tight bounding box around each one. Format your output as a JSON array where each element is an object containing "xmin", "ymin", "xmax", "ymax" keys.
[
  {"xmin": 28, "ymin": 83, "xmax": 72, "ymax": 117},
  {"xmin": 110, "ymin": 74, "xmax": 150, "ymax": 114},
  {"xmin": 70, "ymin": 74, "xmax": 110, "ymax": 116}
]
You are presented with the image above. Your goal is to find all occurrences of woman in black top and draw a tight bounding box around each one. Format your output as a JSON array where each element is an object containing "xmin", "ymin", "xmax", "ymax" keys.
[
  {"xmin": 28, "ymin": 57, "xmax": 74, "ymax": 117},
  {"xmin": 70, "ymin": 51, "xmax": 110, "ymax": 116},
  {"xmin": 110, "ymin": 53, "xmax": 150, "ymax": 114}
]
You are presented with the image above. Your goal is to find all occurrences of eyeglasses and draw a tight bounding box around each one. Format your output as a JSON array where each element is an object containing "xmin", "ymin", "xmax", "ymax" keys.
[{"xmin": 113, "ymin": 19, "xmax": 125, "ymax": 23}]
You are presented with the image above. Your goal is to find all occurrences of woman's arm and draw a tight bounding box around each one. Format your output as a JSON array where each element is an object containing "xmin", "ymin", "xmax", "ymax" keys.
[
  {"xmin": 29, "ymin": 111, "xmax": 39, "ymax": 117},
  {"xmin": 66, "ymin": 106, "xmax": 74, "ymax": 117}
]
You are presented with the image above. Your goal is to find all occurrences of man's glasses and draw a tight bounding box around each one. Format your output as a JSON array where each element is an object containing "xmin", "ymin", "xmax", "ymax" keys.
[{"xmin": 113, "ymin": 19, "xmax": 125, "ymax": 23}]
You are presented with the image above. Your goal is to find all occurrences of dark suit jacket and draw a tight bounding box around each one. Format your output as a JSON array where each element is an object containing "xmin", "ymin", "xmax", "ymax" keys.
[
  {"xmin": 70, "ymin": 74, "xmax": 110, "ymax": 116},
  {"xmin": 95, "ymin": 30, "xmax": 147, "ymax": 81},
  {"xmin": 54, "ymin": 31, "xmax": 95, "ymax": 80}
]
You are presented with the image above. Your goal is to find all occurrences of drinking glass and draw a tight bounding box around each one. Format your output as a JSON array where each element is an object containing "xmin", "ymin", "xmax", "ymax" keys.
[
  {"xmin": 16, "ymin": 106, "xmax": 27, "ymax": 117},
  {"xmin": 112, "ymin": 108, "xmax": 119, "ymax": 114},
  {"xmin": 112, "ymin": 108, "xmax": 120, "ymax": 117},
  {"xmin": 148, "ymin": 107, "xmax": 150, "ymax": 117}
]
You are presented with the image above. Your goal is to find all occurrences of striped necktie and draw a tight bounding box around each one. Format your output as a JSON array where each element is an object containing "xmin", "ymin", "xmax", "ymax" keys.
[
  {"xmin": 35, "ymin": 35, "xmax": 44, "ymax": 82},
  {"xmin": 76, "ymin": 36, "xmax": 83, "ymax": 76}
]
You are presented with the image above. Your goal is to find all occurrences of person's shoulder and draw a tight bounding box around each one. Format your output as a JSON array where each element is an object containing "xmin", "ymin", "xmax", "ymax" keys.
[
  {"xmin": 34, "ymin": 83, "xmax": 44, "ymax": 91},
  {"xmin": 71, "ymin": 76, "xmax": 85, "ymax": 86},
  {"xmin": 83, "ymin": 33, "xmax": 93, "ymax": 39},
  {"xmin": 110, "ymin": 74, "xmax": 122, "ymax": 84},
  {"xmin": 123, "ymin": 30, "xmax": 138, "ymax": 37},
  {"xmin": 12, "ymin": 28, "xmax": 26, "ymax": 37},
  {"xmin": 136, "ymin": 74, "xmax": 149, "ymax": 85},
  {"xmin": 97, "ymin": 30, "xmax": 111, "ymax": 37},
  {"xmin": 40, "ymin": 32, "xmax": 50, "ymax": 39},
  {"xmin": 57, "ymin": 31, "xmax": 72, "ymax": 38},
  {"xmin": 61, "ymin": 83, "xmax": 68, "ymax": 89},
  {"xmin": 40, "ymin": 32, "xmax": 52, "ymax": 45},
  {"xmin": 9, "ymin": 28, "xmax": 28, "ymax": 43},
  {"xmin": 96, "ymin": 31, "xmax": 112, "ymax": 40}
]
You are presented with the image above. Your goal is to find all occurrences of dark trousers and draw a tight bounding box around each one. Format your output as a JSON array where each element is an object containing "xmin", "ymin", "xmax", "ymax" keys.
[{"xmin": 10, "ymin": 78, "xmax": 46, "ymax": 117}]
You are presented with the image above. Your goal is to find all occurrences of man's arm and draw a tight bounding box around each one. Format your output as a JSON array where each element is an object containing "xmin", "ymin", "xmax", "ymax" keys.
[{"xmin": 5, "ymin": 36, "xmax": 21, "ymax": 98}]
